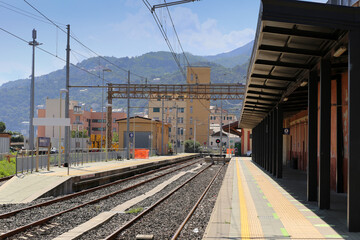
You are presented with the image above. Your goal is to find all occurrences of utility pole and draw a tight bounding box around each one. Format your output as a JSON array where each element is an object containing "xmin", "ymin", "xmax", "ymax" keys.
[
  {"xmin": 194, "ymin": 119, "xmax": 196, "ymax": 153},
  {"xmin": 175, "ymin": 103, "xmax": 178, "ymax": 155},
  {"xmin": 126, "ymin": 71, "xmax": 130, "ymax": 160},
  {"xmin": 207, "ymin": 113, "xmax": 210, "ymax": 150},
  {"xmin": 161, "ymin": 97, "xmax": 164, "ymax": 155},
  {"xmin": 220, "ymin": 100, "xmax": 223, "ymax": 154},
  {"xmin": 28, "ymin": 29, "xmax": 40, "ymax": 154},
  {"xmin": 64, "ymin": 25, "xmax": 70, "ymax": 172}
]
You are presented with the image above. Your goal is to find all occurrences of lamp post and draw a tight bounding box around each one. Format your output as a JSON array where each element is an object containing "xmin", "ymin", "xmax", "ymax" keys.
[
  {"xmin": 28, "ymin": 29, "xmax": 41, "ymax": 154},
  {"xmin": 58, "ymin": 89, "xmax": 68, "ymax": 167},
  {"xmin": 101, "ymin": 69, "xmax": 112, "ymax": 153}
]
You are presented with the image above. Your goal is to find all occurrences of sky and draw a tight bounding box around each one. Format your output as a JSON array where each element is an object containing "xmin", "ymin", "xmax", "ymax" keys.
[{"xmin": 0, "ymin": 0, "xmax": 327, "ymax": 86}]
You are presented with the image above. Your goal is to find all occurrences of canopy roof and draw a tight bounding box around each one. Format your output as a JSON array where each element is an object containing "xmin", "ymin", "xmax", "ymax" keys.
[{"xmin": 239, "ymin": 0, "xmax": 360, "ymax": 129}]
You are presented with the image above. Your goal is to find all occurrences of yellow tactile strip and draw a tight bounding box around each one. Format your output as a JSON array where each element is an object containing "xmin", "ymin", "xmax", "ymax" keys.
[
  {"xmin": 245, "ymin": 161, "xmax": 325, "ymax": 239},
  {"xmin": 244, "ymin": 159, "xmax": 326, "ymax": 239},
  {"xmin": 236, "ymin": 158, "xmax": 265, "ymax": 239}
]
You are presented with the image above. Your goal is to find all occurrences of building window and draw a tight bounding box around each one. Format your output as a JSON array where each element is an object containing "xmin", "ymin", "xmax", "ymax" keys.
[
  {"xmin": 92, "ymin": 119, "xmax": 105, "ymax": 123},
  {"xmin": 190, "ymin": 106, "xmax": 193, "ymax": 113},
  {"xmin": 113, "ymin": 118, "xmax": 116, "ymax": 123},
  {"xmin": 168, "ymin": 117, "xmax": 171, "ymax": 123},
  {"xmin": 178, "ymin": 108, "xmax": 184, "ymax": 113},
  {"xmin": 76, "ymin": 116, "xmax": 80, "ymax": 122},
  {"xmin": 191, "ymin": 74, "xmax": 193, "ymax": 81},
  {"xmin": 113, "ymin": 128, "xmax": 116, "ymax": 132},
  {"xmin": 190, "ymin": 117, "xmax": 193, "ymax": 124},
  {"xmin": 214, "ymin": 116, "xmax": 216, "ymax": 120},
  {"xmin": 230, "ymin": 116, "xmax": 232, "ymax": 120},
  {"xmin": 169, "ymin": 127, "xmax": 171, "ymax": 133},
  {"xmin": 153, "ymin": 107, "xmax": 160, "ymax": 112},
  {"xmin": 190, "ymin": 128, "xmax": 193, "ymax": 135},
  {"xmin": 190, "ymin": 98, "xmax": 193, "ymax": 103},
  {"xmin": 178, "ymin": 117, "xmax": 184, "ymax": 123},
  {"xmin": 92, "ymin": 127, "xmax": 105, "ymax": 131},
  {"xmin": 169, "ymin": 108, "xmax": 172, "ymax": 113}
]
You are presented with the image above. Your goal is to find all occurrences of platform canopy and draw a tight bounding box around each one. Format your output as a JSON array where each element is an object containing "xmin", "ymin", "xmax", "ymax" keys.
[{"xmin": 239, "ymin": 0, "xmax": 360, "ymax": 129}]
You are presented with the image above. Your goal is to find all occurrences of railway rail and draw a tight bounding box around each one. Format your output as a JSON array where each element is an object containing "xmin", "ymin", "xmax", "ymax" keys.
[{"xmin": 0, "ymin": 157, "xmax": 203, "ymax": 239}]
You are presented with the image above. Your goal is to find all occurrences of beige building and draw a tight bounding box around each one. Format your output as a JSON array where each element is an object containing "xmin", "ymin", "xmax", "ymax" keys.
[
  {"xmin": 116, "ymin": 116, "xmax": 170, "ymax": 155},
  {"xmin": 148, "ymin": 67, "xmax": 211, "ymax": 150}
]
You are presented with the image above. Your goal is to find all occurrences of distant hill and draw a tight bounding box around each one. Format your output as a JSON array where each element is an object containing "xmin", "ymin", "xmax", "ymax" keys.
[
  {"xmin": 0, "ymin": 44, "xmax": 252, "ymax": 133},
  {"xmin": 202, "ymin": 40, "xmax": 254, "ymax": 68}
]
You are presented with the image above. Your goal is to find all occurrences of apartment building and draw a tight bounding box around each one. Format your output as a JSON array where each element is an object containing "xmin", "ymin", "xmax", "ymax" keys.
[
  {"xmin": 209, "ymin": 105, "xmax": 238, "ymax": 126},
  {"xmin": 148, "ymin": 67, "xmax": 211, "ymax": 149},
  {"xmin": 37, "ymin": 99, "xmax": 126, "ymax": 139}
]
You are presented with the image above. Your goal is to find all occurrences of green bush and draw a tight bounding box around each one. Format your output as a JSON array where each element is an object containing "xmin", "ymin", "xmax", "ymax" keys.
[
  {"xmin": 0, "ymin": 157, "xmax": 15, "ymax": 178},
  {"xmin": 184, "ymin": 140, "xmax": 201, "ymax": 153}
]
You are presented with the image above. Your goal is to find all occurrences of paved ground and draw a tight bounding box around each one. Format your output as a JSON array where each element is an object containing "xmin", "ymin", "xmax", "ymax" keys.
[{"xmin": 204, "ymin": 157, "xmax": 360, "ymax": 239}]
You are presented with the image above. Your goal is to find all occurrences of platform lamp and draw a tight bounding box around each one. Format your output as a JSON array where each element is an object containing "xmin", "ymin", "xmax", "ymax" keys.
[
  {"xmin": 58, "ymin": 88, "xmax": 68, "ymax": 167},
  {"xmin": 105, "ymin": 103, "xmax": 112, "ymax": 161}
]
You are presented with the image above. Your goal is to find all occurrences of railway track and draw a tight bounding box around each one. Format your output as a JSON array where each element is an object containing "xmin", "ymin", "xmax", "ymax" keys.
[
  {"xmin": 76, "ymin": 164, "xmax": 225, "ymax": 240},
  {"xmin": 0, "ymin": 157, "xmax": 204, "ymax": 239}
]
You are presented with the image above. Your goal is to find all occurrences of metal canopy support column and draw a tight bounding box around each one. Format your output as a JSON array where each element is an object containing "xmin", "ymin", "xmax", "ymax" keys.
[
  {"xmin": 319, "ymin": 59, "xmax": 331, "ymax": 210},
  {"xmin": 276, "ymin": 105, "xmax": 283, "ymax": 178},
  {"xmin": 265, "ymin": 117, "xmax": 269, "ymax": 171},
  {"xmin": 336, "ymin": 76, "xmax": 344, "ymax": 194},
  {"xmin": 308, "ymin": 70, "xmax": 318, "ymax": 202},
  {"xmin": 269, "ymin": 112, "xmax": 273, "ymax": 174},
  {"xmin": 272, "ymin": 110, "xmax": 276, "ymax": 176},
  {"xmin": 348, "ymin": 29, "xmax": 360, "ymax": 232}
]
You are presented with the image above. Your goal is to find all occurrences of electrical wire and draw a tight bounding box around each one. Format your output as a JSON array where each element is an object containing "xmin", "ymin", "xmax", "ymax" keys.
[
  {"xmin": 23, "ymin": 0, "xmax": 147, "ymax": 81},
  {"xmin": 0, "ymin": 25, "xmax": 110, "ymax": 85}
]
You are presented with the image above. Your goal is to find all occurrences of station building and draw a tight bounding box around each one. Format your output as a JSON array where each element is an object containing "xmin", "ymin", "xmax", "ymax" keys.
[{"xmin": 239, "ymin": 0, "xmax": 360, "ymax": 231}]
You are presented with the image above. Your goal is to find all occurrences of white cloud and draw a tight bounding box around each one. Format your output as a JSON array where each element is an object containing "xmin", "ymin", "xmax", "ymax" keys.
[{"xmin": 110, "ymin": 6, "xmax": 255, "ymax": 56}]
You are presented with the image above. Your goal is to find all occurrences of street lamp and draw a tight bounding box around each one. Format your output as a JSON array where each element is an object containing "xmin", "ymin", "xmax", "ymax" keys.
[
  {"xmin": 101, "ymin": 68, "xmax": 112, "ymax": 153},
  {"xmin": 58, "ymin": 88, "xmax": 68, "ymax": 167},
  {"xmin": 105, "ymin": 103, "xmax": 112, "ymax": 161}
]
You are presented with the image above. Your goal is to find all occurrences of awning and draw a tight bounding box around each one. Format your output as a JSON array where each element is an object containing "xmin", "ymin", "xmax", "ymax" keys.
[{"xmin": 239, "ymin": 0, "xmax": 360, "ymax": 129}]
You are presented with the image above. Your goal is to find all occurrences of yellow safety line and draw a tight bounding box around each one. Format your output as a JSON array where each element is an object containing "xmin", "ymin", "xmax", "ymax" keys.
[{"xmin": 236, "ymin": 158, "xmax": 250, "ymax": 238}]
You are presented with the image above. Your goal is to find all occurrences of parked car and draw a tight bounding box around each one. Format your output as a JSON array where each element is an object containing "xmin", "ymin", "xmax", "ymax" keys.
[{"xmin": 50, "ymin": 147, "xmax": 58, "ymax": 154}]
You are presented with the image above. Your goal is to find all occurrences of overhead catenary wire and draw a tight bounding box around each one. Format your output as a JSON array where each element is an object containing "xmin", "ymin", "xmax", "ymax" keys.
[
  {"xmin": 23, "ymin": 0, "xmax": 147, "ymax": 81},
  {"xmin": 0, "ymin": 26, "xmax": 110, "ymax": 84}
]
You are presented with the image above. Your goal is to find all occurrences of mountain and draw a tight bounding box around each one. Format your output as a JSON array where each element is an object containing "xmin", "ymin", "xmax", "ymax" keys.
[
  {"xmin": 0, "ymin": 45, "xmax": 252, "ymax": 133},
  {"xmin": 202, "ymin": 40, "xmax": 254, "ymax": 68}
]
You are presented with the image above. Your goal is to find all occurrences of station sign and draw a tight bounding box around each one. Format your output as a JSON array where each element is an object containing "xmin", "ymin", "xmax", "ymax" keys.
[
  {"xmin": 283, "ymin": 128, "xmax": 290, "ymax": 135},
  {"xmin": 38, "ymin": 137, "xmax": 51, "ymax": 147}
]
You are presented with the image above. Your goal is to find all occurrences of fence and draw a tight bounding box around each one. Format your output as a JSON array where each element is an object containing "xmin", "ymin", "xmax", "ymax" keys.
[{"xmin": 13, "ymin": 148, "xmax": 128, "ymax": 174}]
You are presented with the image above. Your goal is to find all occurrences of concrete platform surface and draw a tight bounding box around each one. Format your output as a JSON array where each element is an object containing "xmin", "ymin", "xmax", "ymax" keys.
[
  {"xmin": 0, "ymin": 154, "xmax": 195, "ymax": 204},
  {"xmin": 204, "ymin": 157, "xmax": 360, "ymax": 239}
]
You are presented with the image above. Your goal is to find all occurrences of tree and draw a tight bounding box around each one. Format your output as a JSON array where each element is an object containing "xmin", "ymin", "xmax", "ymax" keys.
[
  {"xmin": 184, "ymin": 140, "xmax": 201, "ymax": 153},
  {"xmin": 112, "ymin": 132, "xmax": 119, "ymax": 142},
  {"xmin": 0, "ymin": 121, "xmax": 5, "ymax": 133}
]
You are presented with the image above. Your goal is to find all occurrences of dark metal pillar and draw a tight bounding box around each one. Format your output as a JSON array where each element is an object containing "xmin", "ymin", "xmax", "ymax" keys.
[
  {"xmin": 348, "ymin": 29, "xmax": 360, "ymax": 232},
  {"xmin": 269, "ymin": 112, "xmax": 273, "ymax": 174},
  {"xmin": 276, "ymin": 105, "xmax": 283, "ymax": 178},
  {"xmin": 273, "ymin": 108, "xmax": 277, "ymax": 176},
  {"xmin": 319, "ymin": 58, "xmax": 331, "ymax": 210},
  {"xmin": 265, "ymin": 116, "xmax": 269, "ymax": 171},
  {"xmin": 308, "ymin": 70, "xmax": 318, "ymax": 201},
  {"xmin": 336, "ymin": 76, "xmax": 344, "ymax": 193}
]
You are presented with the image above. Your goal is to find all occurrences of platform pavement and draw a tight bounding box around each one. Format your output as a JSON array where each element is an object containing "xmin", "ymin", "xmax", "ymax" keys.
[
  {"xmin": 204, "ymin": 157, "xmax": 360, "ymax": 239},
  {"xmin": 0, "ymin": 154, "xmax": 194, "ymax": 204}
]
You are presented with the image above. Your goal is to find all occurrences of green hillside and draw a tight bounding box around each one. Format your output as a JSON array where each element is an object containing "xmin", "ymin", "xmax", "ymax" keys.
[{"xmin": 0, "ymin": 50, "xmax": 250, "ymax": 133}]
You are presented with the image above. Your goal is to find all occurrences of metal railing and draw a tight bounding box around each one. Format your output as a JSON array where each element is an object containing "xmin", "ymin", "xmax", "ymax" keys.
[{"xmin": 14, "ymin": 148, "xmax": 128, "ymax": 174}]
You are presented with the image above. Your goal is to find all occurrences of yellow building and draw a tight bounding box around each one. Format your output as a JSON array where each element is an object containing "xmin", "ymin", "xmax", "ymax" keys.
[
  {"xmin": 116, "ymin": 116, "xmax": 170, "ymax": 155},
  {"xmin": 148, "ymin": 66, "xmax": 211, "ymax": 151}
]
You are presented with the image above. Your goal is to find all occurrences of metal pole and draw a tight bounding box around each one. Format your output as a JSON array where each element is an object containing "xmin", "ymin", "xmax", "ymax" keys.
[
  {"xmin": 101, "ymin": 71, "xmax": 104, "ymax": 154},
  {"xmin": 105, "ymin": 104, "xmax": 108, "ymax": 161},
  {"xmin": 175, "ymin": 104, "xmax": 178, "ymax": 155},
  {"xmin": 28, "ymin": 29, "xmax": 39, "ymax": 153},
  {"xmin": 220, "ymin": 100, "xmax": 223, "ymax": 154},
  {"xmin": 150, "ymin": 119, "xmax": 153, "ymax": 156},
  {"xmin": 58, "ymin": 96, "xmax": 62, "ymax": 167},
  {"xmin": 133, "ymin": 116, "xmax": 136, "ymax": 157},
  {"xmin": 65, "ymin": 24, "xmax": 70, "ymax": 175},
  {"xmin": 228, "ymin": 113, "xmax": 230, "ymax": 157},
  {"xmin": 161, "ymin": 97, "xmax": 164, "ymax": 155},
  {"xmin": 194, "ymin": 119, "xmax": 196, "ymax": 153},
  {"xmin": 126, "ymin": 71, "xmax": 130, "ymax": 159},
  {"xmin": 207, "ymin": 113, "xmax": 210, "ymax": 150}
]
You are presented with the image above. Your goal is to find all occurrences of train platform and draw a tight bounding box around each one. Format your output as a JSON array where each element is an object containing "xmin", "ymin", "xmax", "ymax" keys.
[
  {"xmin": 0, "ymin": 153, "xmax": 195, "ymax": 204},
  {"xmin": 204, "ymin": 157, "xmax": 360, "ymax": 239}
]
